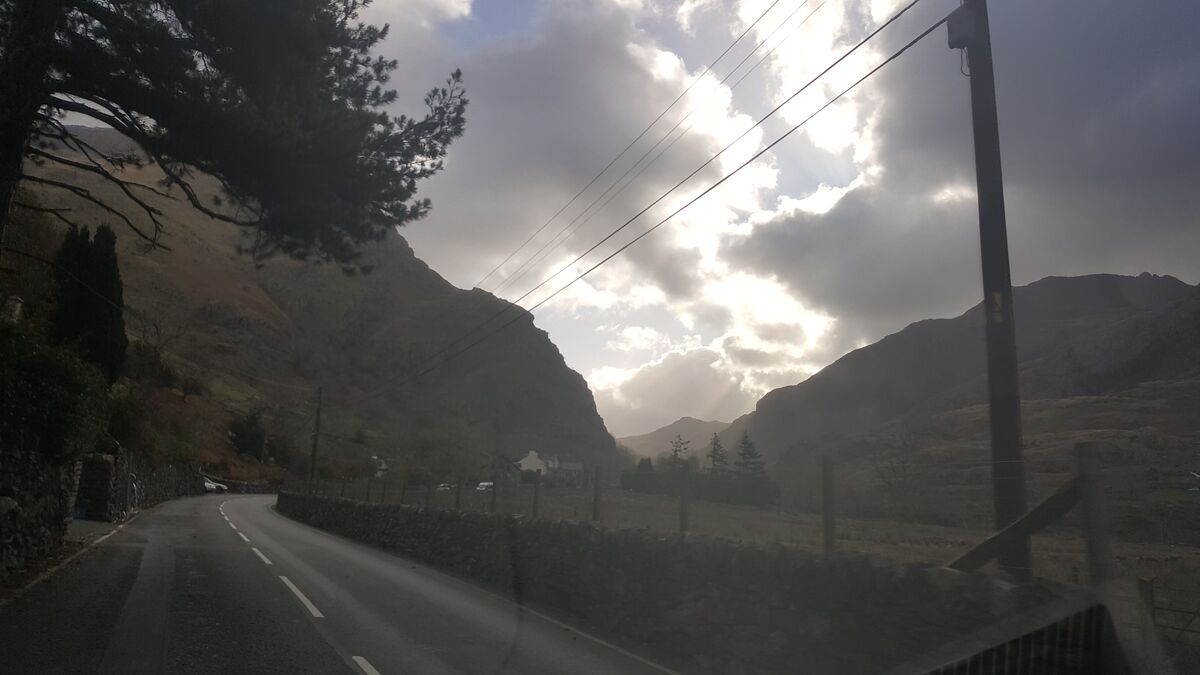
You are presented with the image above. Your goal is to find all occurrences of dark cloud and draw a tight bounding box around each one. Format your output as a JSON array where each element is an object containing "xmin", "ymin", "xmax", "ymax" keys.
[
  {"xmin": 591, "ymin": 347, "xmax": 757, "ymax": 436},
  {"xmin": 752, "ymin": 320, "xmax": 806, "ymax": 344},
  {"xmin": 723, "ymin": 337, "xmax": 774, "ymax": 367},
  {"xmin": 729, "ymin": 0, "xmax": 1200, "ymax": 352},
  {"xmin": 401, "ymin": 2, "xmax": 726, "ymax": 292}
]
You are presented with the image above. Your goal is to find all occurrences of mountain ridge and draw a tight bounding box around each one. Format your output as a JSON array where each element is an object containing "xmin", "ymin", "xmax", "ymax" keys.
[
  {"xmin": 719, "ymin": 273, "xmax": 1199, "ymax": 462},
  {"xmin": 22, "ymin": 128, "xmax": 617, "ymax": 476},
  {"xmin": 618, "ymin": 416, "xmax": 730, "ymax": 458}
]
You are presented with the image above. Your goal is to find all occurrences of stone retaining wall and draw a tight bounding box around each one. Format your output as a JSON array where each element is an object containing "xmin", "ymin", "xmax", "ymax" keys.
[
  {"xmin": 77, "ymin": 448, "xmax": 204, "ymax": 522},
  {"xmin": 0, "ymin": 448, "xmax": 81, "ymax": 583},
  {"xmin": 277, "ymin": 493, "xmax": 1061, "ymax": 674}
]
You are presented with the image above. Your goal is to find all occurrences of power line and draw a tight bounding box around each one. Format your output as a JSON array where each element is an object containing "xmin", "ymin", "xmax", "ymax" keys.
[
  {"xmin": 472, "ymin": 0, "xmax": 786, "ymax": 291},
  {"xmin": 391, "ymin": 0, "xmax": 928, "ymax": 391},
  {"xmin": 490, "ymin": 0, "xmax": 829, "ymax": 300},
  {"xmin": 373, "ymin": 9, "xmax": 953, "ymax": 396}
]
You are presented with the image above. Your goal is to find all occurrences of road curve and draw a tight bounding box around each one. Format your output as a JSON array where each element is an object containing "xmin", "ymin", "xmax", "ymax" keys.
[{"xmin": 0, "ymin": 494, "xmax": 675, "ymax": 674}]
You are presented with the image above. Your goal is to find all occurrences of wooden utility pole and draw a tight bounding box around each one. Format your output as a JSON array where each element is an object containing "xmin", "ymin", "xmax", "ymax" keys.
[
  {"xmin": 307, "ymin": 386, "xmax": 323, "ymax": 493},
  {"xmin": 489, "ymin": 473, "xmax": 498, "ymax": 513},
  {"xmin": 531, "ymin": 469, "xmax": 541, "ymax": 519},
  {"xmin": 951, "ymin": 0, "xmax": 1029, "ymax": 579}
]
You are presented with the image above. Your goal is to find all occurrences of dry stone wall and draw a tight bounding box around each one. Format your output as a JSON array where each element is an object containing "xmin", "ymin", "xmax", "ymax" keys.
[
  {"xmin": 277, "ymin": 493, "xmax": 1062, "ymax": 674},
  {"xmin": 76, "ymin": 448, "xmax": 204, "ymax": 522},
  {"xmin": 0, "ymin": 448, "xmax": 81, "ymax": 583}
]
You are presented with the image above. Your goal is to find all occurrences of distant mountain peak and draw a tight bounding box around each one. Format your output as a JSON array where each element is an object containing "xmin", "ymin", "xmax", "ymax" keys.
[
  {"xmin": 739, "ymin": 272, "xmax": 1199, "ymax": 462},
  {"xmin": 617, "ymin": 416, "xmax": 731, "ymax": 457}
]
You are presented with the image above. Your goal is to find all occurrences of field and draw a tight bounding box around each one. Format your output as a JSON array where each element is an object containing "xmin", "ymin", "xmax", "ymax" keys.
[{"xmin": 324, "ymin": 478, "xmax": 1200, "ymax": 588}]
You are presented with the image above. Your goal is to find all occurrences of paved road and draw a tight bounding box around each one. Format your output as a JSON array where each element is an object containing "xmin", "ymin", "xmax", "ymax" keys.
[{"xmin": 0, "ymin": 495, "xmax": 674, "ymax": 674}]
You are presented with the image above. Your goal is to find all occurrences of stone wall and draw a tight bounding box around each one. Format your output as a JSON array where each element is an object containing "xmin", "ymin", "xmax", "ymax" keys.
[
  {"xmin": 0, "ymin": 447, "xmax": 82, "ymax": 583},
  {"xmin": 76, "ymin": 447, "xmax": 204, "ymax": 522},
  {"xmin": 277, "ymin": 493, "xmax": 1062, "ymax": 674},
  {"xmin": 2, "ymin": 440, "xmax": 204, "ymax": 581}
]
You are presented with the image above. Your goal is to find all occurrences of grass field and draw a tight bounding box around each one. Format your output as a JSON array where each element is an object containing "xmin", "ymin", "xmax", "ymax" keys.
[{"xmin": 324, "ymin": 478, "xmax": 1200, "ymax": 594}]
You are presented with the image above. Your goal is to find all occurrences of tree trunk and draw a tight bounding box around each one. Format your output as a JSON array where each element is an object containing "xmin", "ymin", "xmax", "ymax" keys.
[{"xmin": 0, "ymin": 0, "xmax": 62, "ymax": 259}]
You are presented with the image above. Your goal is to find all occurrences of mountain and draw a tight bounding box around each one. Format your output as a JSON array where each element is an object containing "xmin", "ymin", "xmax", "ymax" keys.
[
  {"xmin": 617, "ymin": 417, "xmax": 730, "ymax": 458},
  {"xmin": 18, "ymin": 127, "xmax": 616, "ymax": 476},
  {"xmin": 724, "ymin": 273, "xmax": 1200, "ymax": 462}
]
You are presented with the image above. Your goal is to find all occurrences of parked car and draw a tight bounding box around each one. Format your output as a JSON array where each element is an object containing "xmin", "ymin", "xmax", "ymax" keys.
[
  {"xmin": 475, "ymin": 481, "xmax": 494, "ymax": 492},
  {"xmin": 435, "ymin": 483, "xmax": 453, "ymax": 491},
  {"xmin": 204, "ymin": 479, "xmax": 228, "ymax": 494}
]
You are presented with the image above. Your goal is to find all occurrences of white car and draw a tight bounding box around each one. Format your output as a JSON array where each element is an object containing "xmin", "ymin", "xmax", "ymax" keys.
[
  {"xmin": 204, "ymin": 479, "xmax": 228, "ymax": 494},
  {"xmin": 475, "ymin": 482, "xmax": 495, "ymax": 492}
]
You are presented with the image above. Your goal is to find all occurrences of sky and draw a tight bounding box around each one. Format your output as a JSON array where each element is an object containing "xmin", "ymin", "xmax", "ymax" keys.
[{"xmin": 365, "ymin": 0, "xmax": 1200, "ymax": 437}]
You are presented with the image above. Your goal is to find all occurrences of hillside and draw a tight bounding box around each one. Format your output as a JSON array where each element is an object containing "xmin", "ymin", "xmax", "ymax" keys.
[
  {"xmin": 16, "ymin": 127, "xmax": 616, "ymax": 477},
  {"xmin": 725, "ymin": 273, "xmax": 1200, "ymax": 461},
  {"xmin": 617, "ymin": 417, "xmax": 729, "ymax": 458}
]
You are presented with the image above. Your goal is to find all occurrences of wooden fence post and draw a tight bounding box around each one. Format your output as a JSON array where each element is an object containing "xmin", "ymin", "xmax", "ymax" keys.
[
  {"xmin": 591, "ymin": 466, "xmax": 602, "ymax": 524},
  {"xmin": 1078, "ymin": 442, "xmax": 1115, "ymax": 585},
  {"xmin": 822, "ymin": 455, "xmax": 836, "ymax": 557},
  {"xmin": 532, "ymin": 469, "xmax": 541, "ymax": 519},
  {"xmin": 679, "ymin": 470, "xmax": 690, "ymax": 537},
  {"xmin": 1138, "ymin": 578, "xmax": 1156, "ymax": 614},
  {"xmin": 424, "ymin": 483, "xmax": 432, "ymax": 507},
  {"xmin": 365, "ymin": 475, "xmax": 373, "ymax": 503},
  {"xmin": 380, "ymin": 472, "xmax": 389, "ymax": 503},
  {"xmin": 489, "ymin": 473, "xmax": 498, "ymax": 513},
  {"xmin": 399, "ymin": 474, "xmax": 408, "ymax": 505}
]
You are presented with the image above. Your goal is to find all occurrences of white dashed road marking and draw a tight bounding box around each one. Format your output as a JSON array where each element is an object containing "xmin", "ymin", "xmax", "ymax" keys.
[
  {"xmin": 280, "ymin": 576, "xmax": 324, "ymax": 618},
  {"xmin": 251, "ymin": 547, "xmax": 273, "ymax": 565},
  {"xmin": 352, "ymin": 656, "xmax": 383, "ymax": 675},
  {"xmin": 237, "ymin": 532, "xmax": 250, "ymax": 543}
]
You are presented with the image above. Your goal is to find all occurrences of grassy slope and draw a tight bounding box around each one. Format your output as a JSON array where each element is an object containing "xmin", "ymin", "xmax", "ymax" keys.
[
  {"xmin": 18, "ymin": 137, "xmax": 615, "ymax": 479},
  {"xmin": 773, "ymin": 378, "xmax": 1200, "ymax": 546}
]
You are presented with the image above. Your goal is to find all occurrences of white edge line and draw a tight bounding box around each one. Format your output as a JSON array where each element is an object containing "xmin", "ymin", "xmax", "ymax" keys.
[
  {"xmin": 0, "ymin": 509, "xmax": 144, "ymax": 610},
  {"xmin": 280, "ymin": 575, "xmax": 324, "ymax": 618},
  {"xmin": 351, "ymin": 656, "xmax": 382, "ymax": 675},
  {"xmin": 251, "ymin": 547, "xmax": 273, "ymax": 565},
  {"xmin": 511, "ymin": 598, "xmax": 683, "ymax": 675},
  {"xmin": 237, "ymin": 532, "xmax": 250, "ymax": 543},
  {"xmin": 270, "ymin": 499, "xmax": 681, "ymax": 674},
  {"xmin": 228, "ymin": 521, "xmax": 238, "ymax": 531}
]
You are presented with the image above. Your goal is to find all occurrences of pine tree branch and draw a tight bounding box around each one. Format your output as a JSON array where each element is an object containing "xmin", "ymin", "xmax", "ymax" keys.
[
  {"xmin": 23, "ymin": 144, "xmax": 171, "ymax": 246},
  {"xmin": 11, "ymin": 200, "xmax": 81, "ymax": 229},
  {"xmin": 43, "ymin": 97, "xmax": 259, "ymax": 228},
  {"xmin": 17, "ymin": 173, "xmax": 168, "ymax": 250}
]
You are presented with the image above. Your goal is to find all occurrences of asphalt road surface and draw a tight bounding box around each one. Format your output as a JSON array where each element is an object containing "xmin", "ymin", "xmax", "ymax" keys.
[{"xmin": 0, "ymin": 495, "xmax": 675, "ymax": 674}]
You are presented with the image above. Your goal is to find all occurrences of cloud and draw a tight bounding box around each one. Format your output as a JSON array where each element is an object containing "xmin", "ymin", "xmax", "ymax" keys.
[
  {"xmin": 372, "ymin": 0, "xmax": 1200, "ymax": 438},
  {"xmin": 603, "ymin": 325, "xmax": 672, "ymax": 353},
  {"xmin": 588, "ymin": 344, "xmax": 754, "ymax": 436},
  {"xmin": 727, "ymin": 0, "xmax": 1200, "ymax": 353}
]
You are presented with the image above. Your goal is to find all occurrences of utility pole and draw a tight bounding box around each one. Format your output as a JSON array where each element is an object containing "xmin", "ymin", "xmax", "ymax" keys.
[
  {"xmin": 307, "ymin": 386, "xmax": 323, "ymax": 493},
  {"xmin": 950, "ymin": 0, "xmax": 1030, "ymax": 579}
]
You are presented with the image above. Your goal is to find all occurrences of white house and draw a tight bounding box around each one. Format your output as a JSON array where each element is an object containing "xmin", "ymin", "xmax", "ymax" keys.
[{"xmin": 515, "ymin": 450, "xmax": 547, "ymax": 474}]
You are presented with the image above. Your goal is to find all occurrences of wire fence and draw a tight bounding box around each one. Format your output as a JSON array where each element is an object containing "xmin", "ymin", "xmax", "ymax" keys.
[{"xmin": 287, "ymin": 448, "xmax": 1200, "ymax": 673}]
